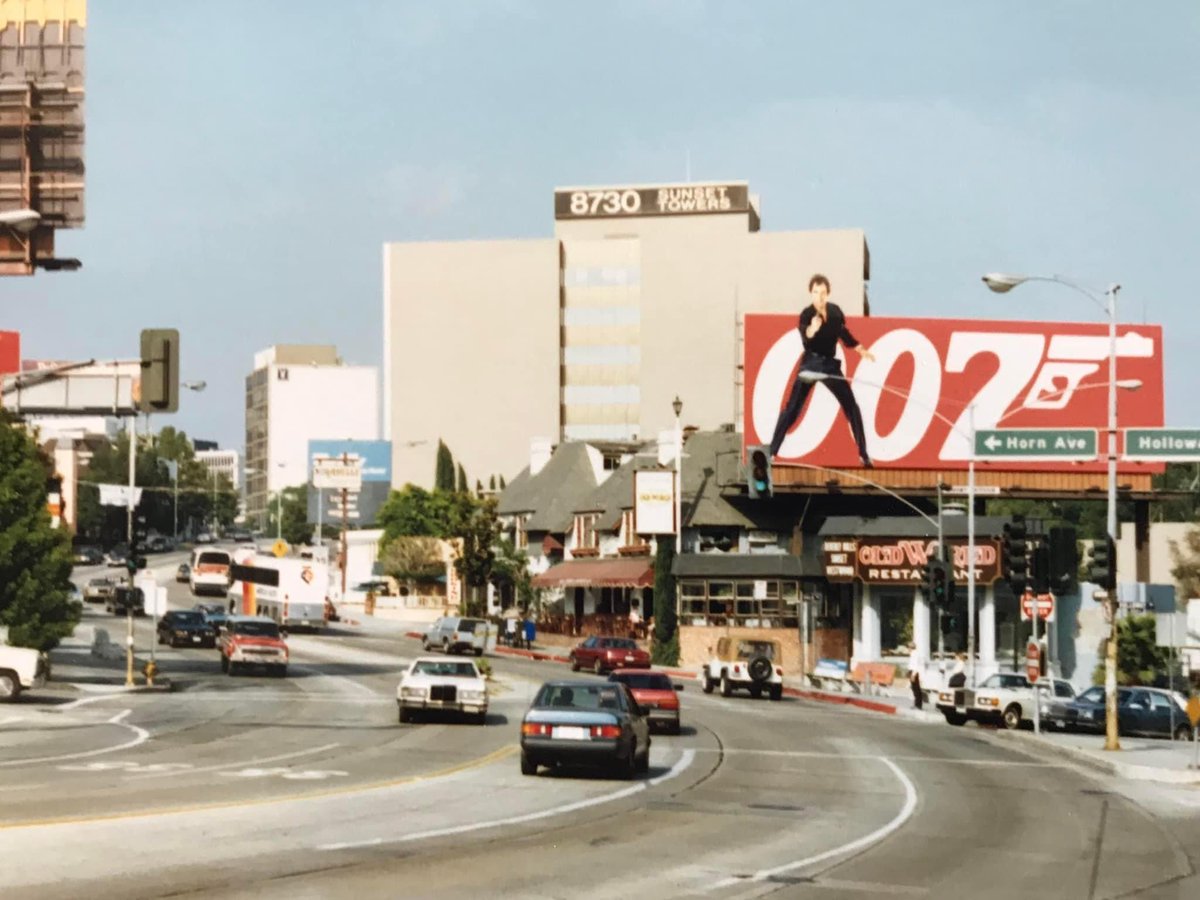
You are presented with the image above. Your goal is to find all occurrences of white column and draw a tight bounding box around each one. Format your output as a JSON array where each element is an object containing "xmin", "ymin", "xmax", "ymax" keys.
[
  {"xmin": 979, "ymin": 584, "xmax": 997, "ymax": 676},
  {"xmin": 852, "ymin": 588, "xmax": 864, "ymax": 662},
  {"xmin": 913, "ymin": 587, "xmax": 931, "ymax": 666},
  {"xmin": 861, "ymin": 584, "xmax": 881, "ymax": 661}
]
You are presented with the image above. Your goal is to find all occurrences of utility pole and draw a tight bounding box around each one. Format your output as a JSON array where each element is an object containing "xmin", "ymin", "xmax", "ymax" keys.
[
  {"xmin": 125, "ymin": 418, "xmax": 136, "ymax": 687},
  {"xmin": 340, "ymin": 451, "xmax": 349, "ymax": 598}
]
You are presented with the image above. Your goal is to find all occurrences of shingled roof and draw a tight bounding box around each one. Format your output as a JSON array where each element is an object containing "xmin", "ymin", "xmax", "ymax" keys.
[{"xmin": 497, "ymin": 442, "xmax": 600, "ymax": 534}]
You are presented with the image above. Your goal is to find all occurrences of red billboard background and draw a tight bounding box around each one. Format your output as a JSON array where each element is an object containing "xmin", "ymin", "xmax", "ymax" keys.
[
  {"xmin": 0, "ymin": 330, "xmax": 19, "ymax": 375},
  {"xmin": 743, "ymin": 315, "xmax": 1164, "ymax": 472}
]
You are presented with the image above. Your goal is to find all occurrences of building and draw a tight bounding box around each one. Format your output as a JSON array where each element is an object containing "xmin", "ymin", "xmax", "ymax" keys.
[
  {"xmin": 382, "ymin": 180, "xmax": 870, "ymax": 489},
  {"xmin": 244, "ymin": 345, "xmax": 378, "ymax": 526},
  {"xmin": 195, "ymin": 448, "xmax": 240, "ymax": 491}
]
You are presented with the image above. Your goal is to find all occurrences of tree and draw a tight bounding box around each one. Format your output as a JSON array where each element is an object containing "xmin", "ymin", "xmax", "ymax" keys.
[
  {"xmin": 489, "ymin": 475, "xmax": 496, "ymax": 491},
  {"xmin": 0, "ymin": 412, "xmax": 81, "ymax": 650},
  {"xmin": 454, "ymin": 496, "xmax": 500, "ymax": 616},
  {"xmin": 499, "ymin": 474, "xmax": 506, "ymax": 490},
  {"xmin": 651, "ymin": 540, "xmax": 679, "ymax": 666},
  {"xmin": 1169, "ymin": 526, "xmax": 1200, "ymax": 600},
  {"xmin": 456, "ymin": 463, "xmax": 468, "ymax": 494},
  {"xmin": 378, "ymin": 485, "xmax": 462, "ymax": 541},
  {"xmin": 378, "ymin": 536, "xmax": 445, "ymax": 584},
  {"xmin": 491, "ymin": 537, "xmax": 533, "ymax": 611},
  {"xmin": 435, "ymin": 440, "xmax": 456, "ymax": 492},
  {"xmin": 1153, "ymin": 463, "xmax": 1200, "ymax": 522},
  {"xmin": 268, "ymin": 486, "xmax": 311, "ymax": 546},
  {"xmin": 1092, "ymin": 614, "xmax": 1172, "ymax": 687}
]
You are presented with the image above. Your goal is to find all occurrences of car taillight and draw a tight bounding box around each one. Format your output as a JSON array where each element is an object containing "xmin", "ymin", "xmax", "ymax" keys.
[
  {"xmin": 659, "ymin": 696, "xmax": 679, "ymax": 710},
  {"xmin": 733, "ymin": 665, "xmax": 742, "ymax": 674},
  {"xmin": 453, "ymin": 632, "xmax": 461, "ymax": 641},
  {"xmin": 590, "ymin": 725, "xmax": 621, "ymax": 738},
  {"xmin": 522, "ymin": 723, "xmax": 551, "ymax": 736},
  {"xmin": 775, "ymin": 667, "xmax": 783, "ymax": 676}
]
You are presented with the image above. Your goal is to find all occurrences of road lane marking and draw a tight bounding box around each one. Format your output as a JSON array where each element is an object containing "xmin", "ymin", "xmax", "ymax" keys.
[
  {"xmin": 711, "ymin": 756, "xmax": 918, "ymax": 889},
  {"xmin": 317, "ymin": 748, "xmax": 697, "ymax": 852},
  {"xmin": 0, "ymin": 710, "xmax": 150, "ymax": 768},
  {"xmin": 128, "ymin": 742, "xmax": 342, "ymax": 780},
  {"xmin": 695, "ymin": 748, "xmax": 1068, "ymax": 768},
  {"xmin": 0, "ymin": 744, "xmax": 516, "ymax": 830},
  {"xmin": 219, "ymin": 767, "xmax": 348, "ymax": 781},
  {"xmin": 0, "ymin": 716, "xmax": 23, "ymax": 726}
]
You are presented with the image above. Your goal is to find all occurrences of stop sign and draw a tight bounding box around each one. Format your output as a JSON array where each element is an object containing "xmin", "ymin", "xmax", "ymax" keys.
[{"xmin": 1026, "ymin": 641, "xmax": 1041, "ymax": 683}]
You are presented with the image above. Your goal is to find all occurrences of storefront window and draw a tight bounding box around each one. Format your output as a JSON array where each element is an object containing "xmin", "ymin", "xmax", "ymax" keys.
[{"xmin": 709, "ymin": 582, "xmax": 734, "ymax": 599}]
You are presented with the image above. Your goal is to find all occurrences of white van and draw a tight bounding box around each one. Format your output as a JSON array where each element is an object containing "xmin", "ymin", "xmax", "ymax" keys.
[{"xmin": 190, "ymin": 548, "xmax": 232, "ymax": 596}]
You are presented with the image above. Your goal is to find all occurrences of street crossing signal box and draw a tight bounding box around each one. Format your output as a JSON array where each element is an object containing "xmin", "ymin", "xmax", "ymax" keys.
[{"xmin": 747, "ymin": 446, "xmax": 773, "ymax": 499}]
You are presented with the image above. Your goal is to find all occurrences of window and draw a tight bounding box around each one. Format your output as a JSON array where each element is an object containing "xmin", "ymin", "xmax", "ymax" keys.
[
  {"xmin": 673, "ymin": 579, "xmax": 801, "ymax": 627},
  {"xmin": 1054, "ymin": 682, "xmax": 1075, "ymax": 698},
  {"xmin": 575, "ymin": 513, "xmax": 600, "ymax": 550},
  {"xmin": 1079, "ymin": 687, "xmax": 1104, "ymax": 704},
  {"xmin": 1150, "ymin": 692, "xmax": 1172, "ymax": 711}
]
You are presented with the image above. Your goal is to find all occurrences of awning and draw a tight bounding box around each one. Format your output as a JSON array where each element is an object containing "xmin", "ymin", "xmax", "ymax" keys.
[{"xmin": 532, "ymin": 557, "xmax": 654, "ymax": 589}]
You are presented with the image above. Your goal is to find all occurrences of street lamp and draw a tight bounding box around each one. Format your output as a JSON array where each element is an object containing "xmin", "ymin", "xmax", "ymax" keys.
[
  {"xmin": 673, "ymin": 396, "xmax": 683, "ymax": 554},
  {"xmin": 983, "ymin": 271, "xmax": 1123, "ymax": 751}
]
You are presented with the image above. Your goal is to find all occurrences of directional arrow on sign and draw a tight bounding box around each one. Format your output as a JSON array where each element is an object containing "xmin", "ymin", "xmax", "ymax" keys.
[{"xmin": 984, "ymin": 435, "xmax": 1002, "ymax": 452}]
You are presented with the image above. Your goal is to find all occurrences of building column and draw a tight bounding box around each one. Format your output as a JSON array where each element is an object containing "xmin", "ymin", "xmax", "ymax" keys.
[
  {"xmin": 979, "ymin": 584, "xmax": 996, "ymax": 677},
  {"xmin": 912, "ymin": 587, "xmax": 930, "ymax": 666},
  {"xmin": 860, "ymin": 583, "xmax": 881, "ymax": 661},
  {"xmin": 852, "ymin": 587, "xmax": 864, "ymax": 661}
]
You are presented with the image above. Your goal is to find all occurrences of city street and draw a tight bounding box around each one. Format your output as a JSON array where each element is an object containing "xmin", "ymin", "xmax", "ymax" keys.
[{"xmin": 0, "ymin": 562, "xmax": 1198, "ymax": 899}]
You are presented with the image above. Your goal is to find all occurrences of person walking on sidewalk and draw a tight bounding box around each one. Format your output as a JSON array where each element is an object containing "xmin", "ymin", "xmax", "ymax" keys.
[
  {"xmin": 505, "ymin": 616, "xmax": 518, "ymax": 648},
  {"xmin": 907, "ymin": 644, "xmax": 924, "ymax": 710},
  {"xmin": 523, "ymin": 617, "xmax": 536, "ymax": 650}
]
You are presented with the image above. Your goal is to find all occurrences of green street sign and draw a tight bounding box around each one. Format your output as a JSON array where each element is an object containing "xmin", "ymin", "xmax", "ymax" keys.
[
  {"xmin": 974, "ymin": 428, "xmax": 1098, "ymax": 461},
  {"xmin": 1123, "ymin": 428, "xmax": 1200, "ymax": 461}
]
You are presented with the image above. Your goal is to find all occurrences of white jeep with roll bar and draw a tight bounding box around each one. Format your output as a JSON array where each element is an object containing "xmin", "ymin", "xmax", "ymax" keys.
[
  {"xmin": 0, "ymin": 644, "xmax": 49, "ymax": 702},
  {"xmin": 700, "ymin": 636, "xmax": 784, "ymax": 701}
]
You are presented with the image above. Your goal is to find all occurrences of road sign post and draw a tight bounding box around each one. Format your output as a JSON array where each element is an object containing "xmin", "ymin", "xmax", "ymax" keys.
[
  {"xmin": 974, "ymin": 428, "xmax": 1098, "ymax": 462},
  {"xmin": 1188, "ymin": 696, "xmax": 1200, "ymax": 770}
]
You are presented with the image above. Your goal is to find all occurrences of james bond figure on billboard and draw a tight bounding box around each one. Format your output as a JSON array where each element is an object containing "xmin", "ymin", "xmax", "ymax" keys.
[{"xmin": 769, "ymin": 274, "xmax": 876, "ymax": 467}]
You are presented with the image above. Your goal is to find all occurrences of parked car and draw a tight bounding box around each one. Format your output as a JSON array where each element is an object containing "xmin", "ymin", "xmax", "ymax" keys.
[
  {"xmin": 176, "ymin": 563, "xmax": 191, "ymax": 583},
  {"xmin": 104, "ymin": 547, "xmax": 129, "ymax": 568},
  {"xmin": 82, "ymin": 577, "xmax": 118, "ymax": 604},
  {"xmin": 218, "ymin": 616, "xmax": 288, "ymax": 677},
  {"xmin": 700, "ymin": 637, "xmax": 784, "ymax": 700},
  {"xmin": 569, "ymin": 636, "xmax": 651, "ymax": 675},
  {"xmin": 195, "ymin": 532, "xmax": 215, "ymax": 544},
  {"xmin": 608, "ymin": 669, "xmax": 683, "ymax": 734},
  {"xmin": 0, "ymin": 645, "xmax": 49, "ymax": 701},
  {"xmin": 423, "ymin": 616, "xmax": 488, "ymax": 656},
  {"xmin": 194, "ymin": 603, "xmax": 230, "ymax": 634},
  {"xmin": 105, "ymin": 586, "xmax": 144, "ymax": 616},
  {"xmin": 936, "ymin": 672, "xmax": 1076, "ymax": 730},
  {"xmin": 519, "ymin": 680, "xmax": 651, "ymax": 778},
  {"xmin": 157, "ymin": 610, "xmax": 216, "ymax": 649},
  {"xmin": 1065, "ymin": 686, "xmax": 1194, "ymax": 740},
  {"xmin": 73, "ymin": 546, "xmax": 103, "ymax": 566},
  {"xmin": 396, "ymin": 657, "xmax": 489, "ymax": 724}
]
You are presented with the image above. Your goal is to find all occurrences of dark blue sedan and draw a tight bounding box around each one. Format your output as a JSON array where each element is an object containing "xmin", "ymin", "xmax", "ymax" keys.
[
  {"xmin": 520, "ymin": 680, "xmax": 651, "ymax": 779},
  {"xmin": 1065, "ymin": 686, "xmax": 1194, "ymax": 741}
]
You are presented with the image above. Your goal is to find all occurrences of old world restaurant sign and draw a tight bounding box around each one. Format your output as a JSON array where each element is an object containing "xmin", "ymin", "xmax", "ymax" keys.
[{"xmin": 823, "ymin": 537, "xmax": 1001, "ymax": 586}]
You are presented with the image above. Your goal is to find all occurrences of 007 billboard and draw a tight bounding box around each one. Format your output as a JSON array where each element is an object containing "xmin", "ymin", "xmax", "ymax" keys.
[{"xmin": 743, "ymin": 314, "xmax": 1164, "ymax": 472}]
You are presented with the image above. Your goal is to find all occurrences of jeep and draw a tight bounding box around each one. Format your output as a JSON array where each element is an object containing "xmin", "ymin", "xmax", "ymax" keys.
[{"xmin": 701, "ymin": 637, "xmax": 784, "ymax": 700}]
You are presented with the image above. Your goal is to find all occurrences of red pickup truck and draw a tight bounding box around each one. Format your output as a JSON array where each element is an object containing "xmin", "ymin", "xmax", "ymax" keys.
[
  {"xmin": 569, "ymin": 635, "xmax": 650, "ymax": 675},
  {"xmin": 218, "ymin": 615, "xmax": 289, "ymax": 677}
]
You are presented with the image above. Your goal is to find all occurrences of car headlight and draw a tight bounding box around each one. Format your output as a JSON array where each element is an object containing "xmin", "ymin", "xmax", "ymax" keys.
[
  {"xmin": 460, "ymin": 689, "xmax": 486, "ymax": 702},
  {"xmin": 938, "ymin": 692, "xmax": 951, "ymax": 702},
  {"xmin": 979, "ymin": 697, "xmax": 1000, "ymax": 707},
  {"xmin": 175, "ymin": 631, "xmax": 188, "ymax": 637},
  {"xmin": 401, "ymin": 687, "xmax": 427, "ymax": 700}
]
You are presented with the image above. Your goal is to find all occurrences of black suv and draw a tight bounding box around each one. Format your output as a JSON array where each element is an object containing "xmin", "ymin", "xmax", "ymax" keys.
[
  {"xmin": 105, "ymin": 586, "xmax": 145, "ymax": 616},
  {"xmin": 157, "ymin": 610, "xmax": 216, "ymax": 648}
]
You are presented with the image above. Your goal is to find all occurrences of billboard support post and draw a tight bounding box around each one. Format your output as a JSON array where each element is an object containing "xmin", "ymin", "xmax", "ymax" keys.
[{"xmin": 340, "ymin": 451, "xmax": 349, "ymax": 600}]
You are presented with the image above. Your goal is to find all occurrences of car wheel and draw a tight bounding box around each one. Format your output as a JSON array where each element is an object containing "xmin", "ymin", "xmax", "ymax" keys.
[
  {"xmin": 769, "ymin": 684, "xmax": 783, "ymax": 702},
  {"xmin": 227, "ymin": 661, "xmax": 239, "ymax": 677},
  {"xmin": 399, "ymin": 705, "xmax": 412, "ymax": 724},
  {"xmin": 702, "ymin": 669, "xmax": 714, "ymax": 694},
  {"xmin": 619, "ymin": 746, "xmax": 637, "ymax": 780},
  {"xmin": 635, "ymin": 747, "xmax": 650, "ymax": 774},
  {"xmin": 750, "ymin": 685, "xmax": 763, "ymax": 699},
  {"xmin": 443, "ymin": 638, "xmax": 451, "ymax": 655},
  {"xmin": 944, "ymin": 712, "xmax": 967, "ymax": 726},
  {"xmin": 671, "ymin": 721, "xmax": 682, "ymax": 735},
  {"xmin": 0, "ymin": 670, "xmax": 19, "ymax": 702},
  {"xmin": 594, "ymin": 658, "xmax": 604, "ymax": 676},
  {"xmin": 274, "ymin": 665, "xmax": 287, "ymax": 678},
  {"xmin": 473, "ymin": 711, "xmax": 487, "ymax": 725},
  {"xmin": 1002, "ymin": 704, "xmax": 1022, "ymax": 730},
  {"xmin": 720, "ymin": 673, "xmax": 732, "ymax": 697},
  {"xmin": 570, "ymin": 656, "xmax": 580, "ymax": 672},
  {"xmin": 520, "ymin": 751, "xmax": 538, "ymax": 776},
  {"xmin": 474, "ymin": 648, "xmax": 483, "ymax": 658},
  {"xmin": 422, "ymin": 640, "xmax": 432, "ymax": 652},
  {"xmin": 1174, "ymin": 723, "xmax": 1194, "ymax": 742}
]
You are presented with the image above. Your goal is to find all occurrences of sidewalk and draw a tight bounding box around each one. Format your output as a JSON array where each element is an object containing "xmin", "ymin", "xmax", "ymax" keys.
[{"xmin": 989, "ymin": 726, "xmax": 1200, "ymax": 785}]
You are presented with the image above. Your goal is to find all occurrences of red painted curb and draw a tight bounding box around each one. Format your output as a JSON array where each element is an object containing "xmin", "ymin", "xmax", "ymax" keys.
[{"xmin": 784, "ymin": 686, "xmax": 898, "ymax": 715}]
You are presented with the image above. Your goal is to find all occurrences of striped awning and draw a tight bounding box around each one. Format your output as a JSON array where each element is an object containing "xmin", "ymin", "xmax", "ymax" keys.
[{"xmin": 531, "ymin": 557, "xmax": 654, "ymax": 589}]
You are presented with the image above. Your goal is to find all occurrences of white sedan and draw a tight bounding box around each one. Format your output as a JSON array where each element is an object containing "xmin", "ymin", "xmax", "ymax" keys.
[{"xmin": 397, "ymin": 657, "xmax": 489, "ymax": 724}]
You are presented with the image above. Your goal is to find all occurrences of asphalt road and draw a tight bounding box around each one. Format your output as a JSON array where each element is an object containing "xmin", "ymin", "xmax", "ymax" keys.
[{"xmin": 2, "ymin": 561, "xmax": 1200, "ymax": 899}]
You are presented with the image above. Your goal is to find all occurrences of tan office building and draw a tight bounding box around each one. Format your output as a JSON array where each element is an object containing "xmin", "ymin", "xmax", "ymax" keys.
[{"xmin": 382, "ymin": 181, "xmax": 869, "ymax": 489}]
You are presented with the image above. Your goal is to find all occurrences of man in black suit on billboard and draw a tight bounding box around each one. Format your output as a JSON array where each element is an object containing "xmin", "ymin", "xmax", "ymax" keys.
[{"xmin": 769, "ymin": 274, "xmax": 876, "ymax": 467}]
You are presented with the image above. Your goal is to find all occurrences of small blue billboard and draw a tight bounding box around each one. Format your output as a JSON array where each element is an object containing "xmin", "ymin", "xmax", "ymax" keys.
[{"xmin": 307, "ymin": 440, "xmax": 392, "ymax": 526}]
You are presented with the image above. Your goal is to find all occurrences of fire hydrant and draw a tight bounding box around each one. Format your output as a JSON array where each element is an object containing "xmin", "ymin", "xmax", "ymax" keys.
[
  {"xmin": 143, "ymin": 658, "xmax": 158, "ymax": 686},
  {"xmin": 365, "ymin": 590, "xmax": 377, "ymax": 616}
]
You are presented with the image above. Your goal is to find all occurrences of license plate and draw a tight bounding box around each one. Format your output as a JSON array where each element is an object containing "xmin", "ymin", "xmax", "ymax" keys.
[
  {"xmin": 625, "ymin": 655, "xmax": 635, "ymax": 661},
  {"xmin": 192, "ymin": 636, "xmax": 202, "ymax": 643},
  {"xmin": 551, "ymin": 726, "xmax": 588, "ymax": 741}
]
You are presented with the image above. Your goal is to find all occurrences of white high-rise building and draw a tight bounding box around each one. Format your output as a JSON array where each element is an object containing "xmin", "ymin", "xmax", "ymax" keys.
[
  {"xmin": 195, "ymin": 449, "xmax": 241, "ymax": 490},
  {"xmin": 244, "ymin": 345, "xmax": 378, "ymax": 525}
]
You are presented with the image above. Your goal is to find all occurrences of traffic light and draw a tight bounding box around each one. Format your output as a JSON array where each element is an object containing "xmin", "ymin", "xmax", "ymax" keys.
[
  {"xmin": 940, "ymin": 612, "xmax": 959, "ymax": 635},
  {"xmin": 1031, "ymin": 544, "xmax": 1051, "ymax": 594},
  {"xmin": 127, "ymin": 514, "xmax": 148, "ymax": 575},
  {"xmin": 1086, "ymin": 535, "xmax": 1116, "ymax": 592},
  {"xmin": 930, "ymin": 559, "xmax": 949, "ymax": 609},
  {"xmin": 139, "ymin": 328, "xmax": 180, "ymax": 413},
  {"xmin": 747, "ymin": 446, "xmax": 773, "ymax": 499},
  {"xmin": 1002, "ymin": 514, "xmax": 1029, "ymax": 595},
  {"xmin": 1048, "ymin": 526, "xmax": 1078, "ymax": 594}
]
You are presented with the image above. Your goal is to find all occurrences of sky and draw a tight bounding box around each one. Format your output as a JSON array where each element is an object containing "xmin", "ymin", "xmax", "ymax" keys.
[{"xmin": 3, "ymin": 0, "xmax": 1198, "ymax": 452}]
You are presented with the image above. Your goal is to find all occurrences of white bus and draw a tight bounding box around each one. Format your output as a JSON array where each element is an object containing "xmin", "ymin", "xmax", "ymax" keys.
[
  {"xmin": 190, "ymin": 548, "xmax": 232, "ymax": 597},
  {"xmin": 230, "ymin": 555, "xmax": 328, "ymax": 632}
]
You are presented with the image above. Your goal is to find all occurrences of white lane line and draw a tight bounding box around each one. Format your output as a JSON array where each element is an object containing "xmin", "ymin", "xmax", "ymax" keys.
[
  {"xmin": 0, "ymin": 716, "xmax": 24, "ymax": 726},
  {"xmin": 317, "ymin": 748, "xmax": 697, "ymax": 852},
  {"xmin": 128, "ymin": 742, "xmax": 343, "ymax": 781},
  {"xmin": 0, "ymin": 710, "xmax": 150, "ymax": 768},
  {"xmin": 55, "ymin": 694, "xmax": 127, "ymax": 712},
  {"xmin": 694, "ymin": 748, "xmax": 1067, "ymax": 768},
  {"xmin": 711, "ymin": 756, "xmax": 918, "ymax": 889}
]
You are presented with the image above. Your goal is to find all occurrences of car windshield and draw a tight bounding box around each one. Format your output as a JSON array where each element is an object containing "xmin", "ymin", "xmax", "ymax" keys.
[
  {"xmin": 736, "ymin": 641, "xmax": 776, "ymax": 660},
  {"xmin": 413, "ymin": 661, "xmax": 479, "ymax": 678},
  {"xmin": 456, "ymin": 619, "xmax": 484, "ymax": 633},
  {"xmin": 612, "ymin": 673, "xmax": 672, "ymax": 691},
  {"xmin": 537, "ymin": 684, "xmax": 626, "ymax": 711},
  {"xmin": 1077, "ymin": 687, "xmax": 1105, "ymax": 704},
  {"xmin": 170, "ymin": 612, "xmax": 205, "ymax": 625},
  {"xmin": 197, "ymin": 552, "xmax": 230, "ymax": 566},
  {"xmin": 980, "ymin": 673, "xmax": 1028, "ymax": 690},
  {"xmin": 606, "ymin": 638, "xmax": 637, "ymax": 650},
  {"xmin": 232, "ymin": 621, "xmax": 280, "ymax": 638}
]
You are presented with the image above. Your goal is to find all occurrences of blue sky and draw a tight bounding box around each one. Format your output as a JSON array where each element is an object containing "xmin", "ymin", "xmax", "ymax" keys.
[{"xmin": 4, "ymin": 1, "xmax": 1198, "ymax": 450}]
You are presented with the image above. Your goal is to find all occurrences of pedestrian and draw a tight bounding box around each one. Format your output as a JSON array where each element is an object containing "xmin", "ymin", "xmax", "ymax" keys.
[
  {"xmin": 948, "ymin": 653, "xmax": 967, "ymax": 688},
  {"xmin": 907, "ymin": 645, "xmax": 924, "ymax": 710},
  {"xmin": 628, "ymin": 601, "xmax": 643, "ymax": 639},
  {"xmin": 768, "ymin": 273, "xmax": 877, "ymax": 467},
  {"xmin": 505, "ymin": 615, "xmax": 518, "ymax": 648},
  {"xmin": 523, "ymin": 616, "xmax": 536, "ymax": 650}
]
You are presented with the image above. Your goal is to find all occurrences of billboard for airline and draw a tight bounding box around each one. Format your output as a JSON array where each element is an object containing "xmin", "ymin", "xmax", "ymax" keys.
[{"xmin": 743, "ymin": 314, "xmax": 1164, "ymax": 472}]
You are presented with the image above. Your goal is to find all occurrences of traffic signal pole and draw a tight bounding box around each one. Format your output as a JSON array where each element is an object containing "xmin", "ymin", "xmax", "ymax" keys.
[
  {"xmin": 936, "ymin": 482, "xmax": 945, "ymax": 667},
  {"xmin": 1104, "ymin": 285, "xmax": 1121, "ymax": 752},
  {"xmin": 125, "ymin": 417, "xmax": 136, "ymax": 687}
]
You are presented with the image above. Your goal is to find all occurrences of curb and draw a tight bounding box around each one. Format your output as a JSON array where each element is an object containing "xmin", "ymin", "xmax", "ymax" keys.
[
  {"xmin": 990, "ymin": 729, "xmax": 1200, "ymax": 785},
  {"xmin": 64, "ymin": 680, "xmax": 174, "ymax": 694}
]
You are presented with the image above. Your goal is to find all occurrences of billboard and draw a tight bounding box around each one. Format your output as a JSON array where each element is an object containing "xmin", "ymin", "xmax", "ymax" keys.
[
  {"xmin": 744, "ymin": 315, "xmax": 1164, "ymax": 472},
  {"xmin": 554, "ymin": 182, "xmax": 751, "ymax": 220},
  {"xmin": 0, "ymin": 331, "xmax": 17, "ymax": 374},
  {"xmin": 307, "ymin": 440, "xmax": 391, "ymax": 527},
  {"xmin": 633, "ymin": 470, "xmax": 675, "ymax": 534}
]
